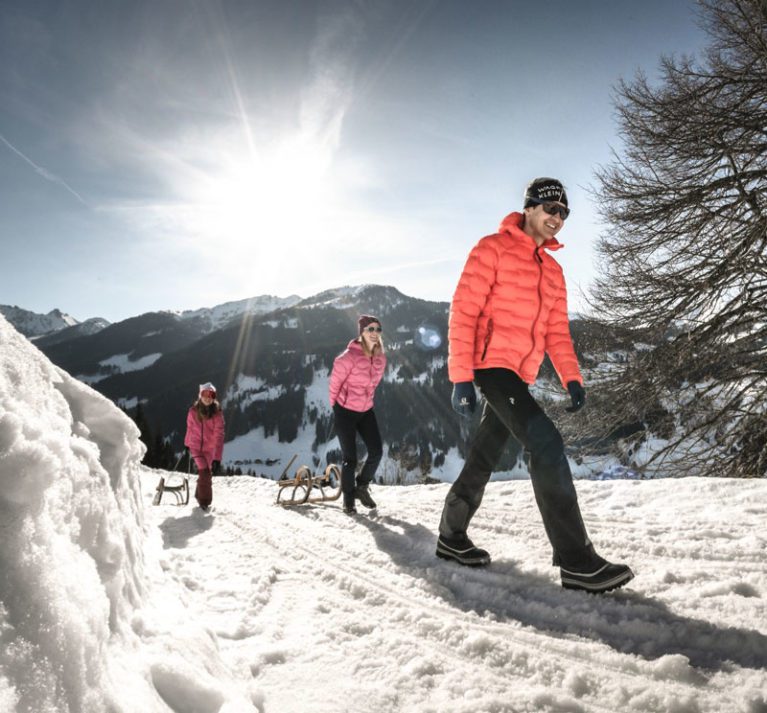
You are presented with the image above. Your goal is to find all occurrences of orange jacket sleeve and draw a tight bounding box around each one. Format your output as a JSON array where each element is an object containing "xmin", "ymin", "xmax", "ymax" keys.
[
  {"xmin": 544, "ymin": 287, "xmax": 583, "ymax": 389},
  {"xmin": 448, "ymin": 236, "xmax": 499, "ymax": 383}
]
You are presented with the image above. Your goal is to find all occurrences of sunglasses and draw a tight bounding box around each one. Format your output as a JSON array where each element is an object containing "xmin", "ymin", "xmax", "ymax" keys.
[
  {"xmin": 364, "ymin": 326, "xmax": 383, "ymax": 333},
  {"xmin": 200, "ymin": 390, "xmax": 216, "ymax": 399},
  {"xmin": 529, "ymin": 199, "xmax": 570, "ymax": 221}
]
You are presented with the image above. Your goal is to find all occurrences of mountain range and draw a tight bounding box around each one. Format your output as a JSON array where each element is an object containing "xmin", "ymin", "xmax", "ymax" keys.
[
  {"xmin": 4, "ymin": 286, "xmax": 643, "ymax": 481},
  {"xmin": 0, "ymin": 305, "xmax": 89, "ymax": 338}
]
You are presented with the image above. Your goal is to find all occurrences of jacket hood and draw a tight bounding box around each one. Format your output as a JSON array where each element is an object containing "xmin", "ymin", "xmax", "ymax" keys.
[{"xmin": 499, "ymin": 211, "xmax": 564, "ymax": 252}]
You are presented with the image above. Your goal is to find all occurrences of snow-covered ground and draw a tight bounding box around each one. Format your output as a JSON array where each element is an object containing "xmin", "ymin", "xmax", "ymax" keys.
[
  {"xmin": 0, "ymin": 316, "xmax": 256, "ymax": 713},
  {"xmin": 141, "ymin": 475, "xmax": 767, "ymax": 713},
  {"xmin": 2, "ymin": 314, "xmax": 767, "ymax": 713},
  {"xmin": 99, "ymin": 352, "xmax": 163, "ymax": 373},
  {"xmin": 76, "ymin": 352, "xmax": 163, "ymax": 385}
]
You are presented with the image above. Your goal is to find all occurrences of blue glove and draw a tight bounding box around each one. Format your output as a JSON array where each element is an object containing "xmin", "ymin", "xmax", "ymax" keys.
[
  {"xmin": 451, "ymin": 382, "xmax": 477, "ymax": 417},
  {"xmin": 565, "ymin": 381, "xmax": 586, "ymax": 413}
]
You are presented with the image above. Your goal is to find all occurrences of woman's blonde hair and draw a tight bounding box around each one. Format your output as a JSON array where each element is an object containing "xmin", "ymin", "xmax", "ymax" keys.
[
  {"xmin": 193, "ymin": 399, "xmax": 220, "ymax": 420},
  {"xmin": 358, "ymin": 331, "xmax": 384, "ymax": 356}
]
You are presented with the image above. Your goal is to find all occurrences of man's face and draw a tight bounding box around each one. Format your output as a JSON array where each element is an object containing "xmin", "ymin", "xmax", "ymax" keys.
[{"xmin": 523, "ymin": 202, "xmax": 566, "ymax": 243}]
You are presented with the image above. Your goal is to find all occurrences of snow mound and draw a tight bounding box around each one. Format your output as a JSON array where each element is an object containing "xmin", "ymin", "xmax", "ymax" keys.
[{"xmin": 0, "ymin": 315, "xmax": 257, "ymax": 712}]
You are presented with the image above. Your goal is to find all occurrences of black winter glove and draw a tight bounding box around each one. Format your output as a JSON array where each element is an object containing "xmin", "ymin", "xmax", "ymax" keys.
[
  {"xmin": 212, "ymin": 460, "xmax": 221, "ymax": 475},
  {"xmin": 451, "ymin": 382, "xmax": 477, "ymax": 417},
  {"xmin": 565, "ymin": 381, "xmax": 586, "ymax": 413}
]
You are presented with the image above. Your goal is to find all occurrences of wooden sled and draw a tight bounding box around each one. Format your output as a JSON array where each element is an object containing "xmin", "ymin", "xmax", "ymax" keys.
[
  {"xmin": 152, "ymin": 452, "xmax": 191, "ymax": 506},
  {"xmin": 276, "ymin": 461, "xmax": 342, "ymax": 507},
  {"xmin": 152, "ymin": 474, "xmax": 190, "ymax": 506}
]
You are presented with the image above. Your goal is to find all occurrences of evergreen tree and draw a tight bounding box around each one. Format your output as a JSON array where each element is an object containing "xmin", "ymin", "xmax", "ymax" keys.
[{"xmin": 132, "ymin": 403, "xmax": 154, "ymax": 465}]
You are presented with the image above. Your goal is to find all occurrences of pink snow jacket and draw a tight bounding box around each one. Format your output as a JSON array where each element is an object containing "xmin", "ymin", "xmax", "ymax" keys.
[
  {"xmin": 329, "ymin": 339, "xmax": 386, "ymax": 413},
  {"xmin": 184, "ymin": 407, "xmax": 225, "ymax": 470}
]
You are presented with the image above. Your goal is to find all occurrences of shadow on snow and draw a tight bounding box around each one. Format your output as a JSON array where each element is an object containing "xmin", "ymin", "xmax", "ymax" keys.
[
  {"xmin": 159, "ymin": 509, "xmax": 215, "ymax": 549},
  {"xmin": 335, "ymin": 511, "xmax": 767, "ymax": 674}
]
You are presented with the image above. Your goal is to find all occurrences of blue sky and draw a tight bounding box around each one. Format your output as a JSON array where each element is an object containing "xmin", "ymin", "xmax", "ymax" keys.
[{"xmin": 1, "ymin": 0, "xmax": 709, "ymax": 322}]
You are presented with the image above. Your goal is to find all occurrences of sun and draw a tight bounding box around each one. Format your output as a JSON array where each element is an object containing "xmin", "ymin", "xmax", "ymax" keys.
[{"xmin": 190, "ymin": 135, "xmax": 333, "ymax": 261}]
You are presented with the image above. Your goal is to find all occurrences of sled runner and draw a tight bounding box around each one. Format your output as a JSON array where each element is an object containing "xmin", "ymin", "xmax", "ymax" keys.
[
  {"xmin": 152, "ymin": 452, "xmax": 191, "ymax": 506},
  {"xmin": 276, "ymin": 460, "xmax": 343, "ymax": 506}
]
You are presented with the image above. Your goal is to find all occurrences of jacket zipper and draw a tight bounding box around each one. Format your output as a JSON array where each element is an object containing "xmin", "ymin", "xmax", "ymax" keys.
[
  {"xmin": 369, "ymin": 356, "xmax": 374, "ymax": 400},
  {"xmin": 480, "ymin": 318, "xmax": 494, "ymax": 361},
  {"xmin": 519, "ymin": 248, "xmax": 544, "ymax": 371}
]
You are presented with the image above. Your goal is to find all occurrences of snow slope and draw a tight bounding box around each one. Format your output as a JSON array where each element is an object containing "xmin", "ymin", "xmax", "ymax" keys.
[
  {"xmin": 0, "ymin": 315, "xmax": 258, "ymax": 713},
  {"xmin": 143, "ymin": 474, "xmax": 767, "ymax": 713}
]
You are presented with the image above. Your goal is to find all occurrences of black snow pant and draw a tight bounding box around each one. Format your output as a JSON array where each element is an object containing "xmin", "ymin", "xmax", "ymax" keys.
[
  {"xmin": 333, "ymin": 404, "xmax": 383, "ymax": 509},
  {"xmin": 439, "ymin": 368, "xmax": 600, "ymax": 570}
]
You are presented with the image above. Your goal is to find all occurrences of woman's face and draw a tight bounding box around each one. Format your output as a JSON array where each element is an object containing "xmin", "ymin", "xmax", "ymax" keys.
[
  {"xmin": 360, "ymin": 322, "xmax": 382, "ymax": 350},
  {"xmin": 200, "ymin": 390, "xmax": 215, "ymax": 405}
]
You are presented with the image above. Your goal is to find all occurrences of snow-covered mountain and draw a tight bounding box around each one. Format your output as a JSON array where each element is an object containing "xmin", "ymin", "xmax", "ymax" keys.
[
  {"xmin": 34, "ymin": 284, "xmax": 653, "ymax": 482},
  {"xmin": 2, "ymin": 311, "xmax": 766, "ymax": 712},
  {"xmin": 33, "ymin": 316, "xmax": 112, "ymax": 347},
  {"xmin": 0, "ymin": 304, "xmax": 84, "ymax": 337},
  {"xmin": 5, "ymin": 293, "xmax": 301, "ymax": 349},
  {"xmin": 36, "ymin": 284, "xmax": 468, "ymax": 480},
  {"xmin": 176, "ymin": 293, "xmax": 302, "ymax": 333},
  {"xmin": 295, "ymin": 284, "xmax": 406, "ymax": 311}
]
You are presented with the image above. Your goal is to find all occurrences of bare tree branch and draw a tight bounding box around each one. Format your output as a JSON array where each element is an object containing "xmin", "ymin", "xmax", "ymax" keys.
[{"xmin": 581, "ymin": 0, "xmax": 767, "ymax": 477}]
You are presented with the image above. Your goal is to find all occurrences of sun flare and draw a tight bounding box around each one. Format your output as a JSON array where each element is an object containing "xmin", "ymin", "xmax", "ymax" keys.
[{"xmin": 192, "ymin": 136, "xmax": 333, "ymax": 260}]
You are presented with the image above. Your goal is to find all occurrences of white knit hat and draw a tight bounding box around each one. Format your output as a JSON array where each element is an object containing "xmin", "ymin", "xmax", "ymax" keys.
[{"xmin": 199, "ymin": 382, "xmax": 217, "ymax": 396}]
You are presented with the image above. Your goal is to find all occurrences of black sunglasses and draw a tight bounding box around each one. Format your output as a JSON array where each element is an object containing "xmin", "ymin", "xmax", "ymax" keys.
[
  {"xmin": 529, "ymin": 199, "xmax": 570, "ymax": 221},
  {"xmin": 364, "ymin": 326, "xmax": 382, "ymax": 333}
]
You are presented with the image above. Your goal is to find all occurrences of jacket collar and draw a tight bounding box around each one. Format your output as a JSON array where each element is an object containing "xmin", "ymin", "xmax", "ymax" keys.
[{"xmin": 498, "ymin": 211, "xmax": 564, "ymax": 252}]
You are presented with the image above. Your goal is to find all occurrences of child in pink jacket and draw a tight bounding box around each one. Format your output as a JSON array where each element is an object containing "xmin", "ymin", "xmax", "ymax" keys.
[
  {"xmin": 184, "ymin": 382, "xmax": 225, "ymax": 510},
  {"xmin": 329, "ymin": 315, "xmax": 387, "ymax": 514}
]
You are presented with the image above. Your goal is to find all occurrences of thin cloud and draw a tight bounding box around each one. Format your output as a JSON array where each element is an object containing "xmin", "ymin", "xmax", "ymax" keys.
[
  {"xmin": 300, "ymin": 4, "xmax": 366, "ymax": 151},
  {"xmin": 0, "ymin": 132, "xmax": 89, "ymax": 207}
]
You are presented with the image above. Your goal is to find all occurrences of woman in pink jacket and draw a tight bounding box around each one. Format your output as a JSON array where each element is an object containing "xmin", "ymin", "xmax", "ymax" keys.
[
  {"xmin": 329, "ymin": 315, "xmax": 387, "ymax": 514},
  {"xmin": 184, "ymin": 382, "xmax": 225, "ymax": 510}
]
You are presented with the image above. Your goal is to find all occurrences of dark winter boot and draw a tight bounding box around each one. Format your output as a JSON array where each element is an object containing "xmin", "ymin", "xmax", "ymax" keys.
[
  {"xmin": 560, "ymin": 561, "xmax": 634, "ymax": 593},
  {"xmin": 354, "ymin": 483, "xmax": 377, "ymax": 509},
  {"xmin": 439, "ymin": 490, "xmax": 482, "ymax": 541},
  {"xmin": 436, "ymin": 534, "xmax": 491, "ymax": 567},
  {"xmin": 342, "ymin": 490, "xmax": 357, "ymax": 515},
  {"xmin": 195, "ymin": 469, "xmax": 212, "ymax": 510},
  {"xmin": 340, "ymin": 459, "xmax": 357, "ymax": 512}
]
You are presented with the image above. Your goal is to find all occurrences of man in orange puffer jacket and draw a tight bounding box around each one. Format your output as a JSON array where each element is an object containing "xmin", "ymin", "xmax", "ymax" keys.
[{"xmin": 436, "ymin": 178, "xmax": 634, "ymax": 594}]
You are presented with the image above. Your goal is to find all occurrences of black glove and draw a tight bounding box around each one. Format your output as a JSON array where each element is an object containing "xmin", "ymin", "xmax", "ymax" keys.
[
  {"xmin": 451, "ymin": 382, "xmax": 477, "ymax": 417},
  {"xmin": 565, "ymin": 381, "xmax": 586, "ymax": 413},
  {"xmin": 212, "ymin": 460, "xmax": 221, "ymax": 475}
]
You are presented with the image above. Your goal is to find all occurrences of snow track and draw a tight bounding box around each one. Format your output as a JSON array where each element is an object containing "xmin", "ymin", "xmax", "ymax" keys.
[{"xmin": 146, "ymin": 475, "xmax": 767, "ymax": 713}]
